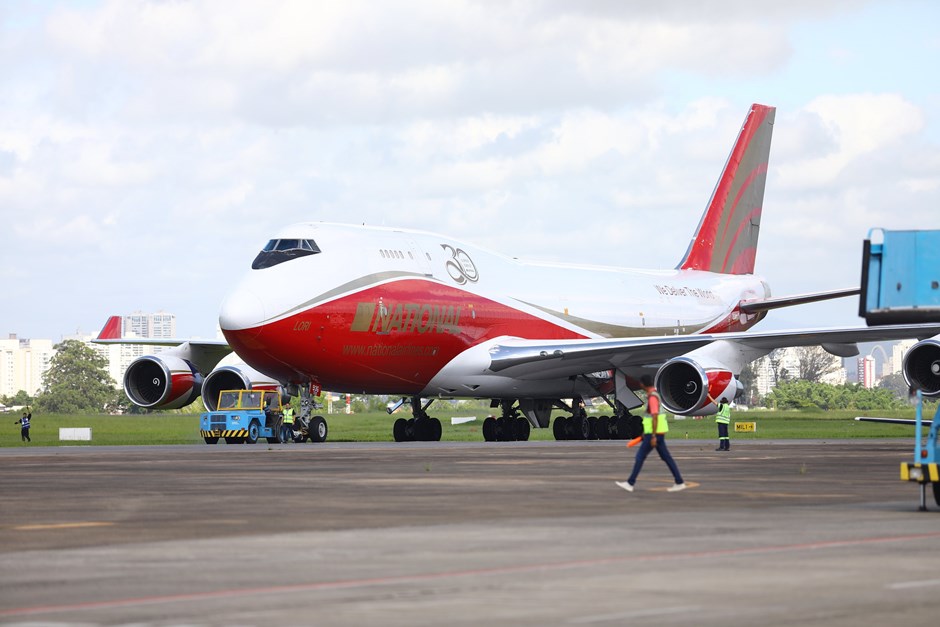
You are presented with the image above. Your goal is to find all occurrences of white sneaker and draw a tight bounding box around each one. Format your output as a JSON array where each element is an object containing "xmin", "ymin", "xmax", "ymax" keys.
[
  {"xmin": 667, "ymin": 483, "xmax": 687, "ymax": 492},
  {"xmin": 615, "ymin": 481, "xmax": 634, "ymax": 492}
]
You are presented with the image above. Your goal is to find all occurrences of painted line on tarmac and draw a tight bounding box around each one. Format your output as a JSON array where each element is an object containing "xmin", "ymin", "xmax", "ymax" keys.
[
  {"xmin": 13, "ymin": 522, "xmax": 114, "ymax": 531},
  {"xmin": 887, "ymin": 578, "xmax": 940, "ymax": 590},
  {"xmin": 4, "ymin": 531, "xmax": 940, "ymax": 619}
]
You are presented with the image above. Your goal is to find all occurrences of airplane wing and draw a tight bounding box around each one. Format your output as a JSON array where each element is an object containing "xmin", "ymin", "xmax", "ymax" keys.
[
  {"xmin": 92, "ymin": 315, "xmax": 232, "ymax": 375},
  {"xmin": 854, "ymin": 417, "xmax": 933, "ymax": 426},
  {"xmin": 487, "ymin": 322, "xmax": 940, "ymax": 379},
  {"xmin": 739, "ymin": 287, "xmax": 860, "ymax": 315}
]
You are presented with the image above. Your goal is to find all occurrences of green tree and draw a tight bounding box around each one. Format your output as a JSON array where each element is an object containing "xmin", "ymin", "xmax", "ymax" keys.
[
  {"xmin": 737, "ymin": 362, "xmax": 759, "ymax": 406},
  {"xmin": 1, "ymin": 390, "xmax": 33, "ymax": 406},
  {"xmin": 877, "ymin": 372, "xmax": 911, "ymax": 401},
  {"xmin": 765, "ymin": 380, "xmax": 908, "ymax": 411},
  {"xmin": 35, "ymin": 340, "xmax": 120, "ymax": 414}
]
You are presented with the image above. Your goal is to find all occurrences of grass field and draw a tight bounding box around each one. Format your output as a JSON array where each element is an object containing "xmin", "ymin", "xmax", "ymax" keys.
[{"xmin": 1, "ymin": 407, "xmax": 931, "ymax": 447}]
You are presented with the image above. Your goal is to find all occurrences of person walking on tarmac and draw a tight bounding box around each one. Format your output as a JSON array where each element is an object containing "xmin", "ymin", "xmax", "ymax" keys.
[
  {"xmin": 280, "ymin": 402, "xmax": 295, "ymax": 443},
  {"xmin": 14, "ymin": 409, "xmax": 31, "ymax": 443},
  {"xmin": 616, "ymin": 376, "xmax": 686, "ymax": 493},
  {"xmin": 711, "ymin": 395, "xmax": 731, "ymax": 451}
]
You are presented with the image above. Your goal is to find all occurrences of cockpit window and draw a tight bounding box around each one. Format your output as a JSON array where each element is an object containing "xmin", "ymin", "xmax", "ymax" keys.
[{"xmin": 252, "ymin": 238, "xmax": 321, "ymax": 269}]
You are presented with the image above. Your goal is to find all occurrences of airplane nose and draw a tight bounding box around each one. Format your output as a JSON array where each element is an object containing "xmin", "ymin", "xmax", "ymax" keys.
[{"xmin": 219, "ymin": 287, "xmax": 266, "ymax": 338}]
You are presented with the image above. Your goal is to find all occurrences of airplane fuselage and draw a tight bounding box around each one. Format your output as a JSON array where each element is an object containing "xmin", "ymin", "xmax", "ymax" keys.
[{"xmin": 219, "ymin": 223, "xmax": 769, "ymax": 399}]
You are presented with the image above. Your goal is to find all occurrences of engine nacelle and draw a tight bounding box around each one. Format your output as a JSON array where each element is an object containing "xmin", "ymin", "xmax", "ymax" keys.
[
  {"xmin": 655, "ymin": 356, "xmax": 741, "ymax": 415},
  {"xmin": 902, "ymin": 336, "xmax": 940, "ymax": 397},
  {"xmin": 124, "ymin": 355, "xmax": 202, "ymax": 410},
  {"xmin": 201, "ymin": 364, "xmax": 283, "ymax": 410}
]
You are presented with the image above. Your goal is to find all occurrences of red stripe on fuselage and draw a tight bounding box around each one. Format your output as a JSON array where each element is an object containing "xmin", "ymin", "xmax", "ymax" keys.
[{"xmin": 222, "ymin": 279, "xmax": 588, "ymax": 394}]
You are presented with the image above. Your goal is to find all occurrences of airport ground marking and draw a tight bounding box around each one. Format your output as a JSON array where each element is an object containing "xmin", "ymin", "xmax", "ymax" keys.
[
  {"xmin": 13, "ymin": 522, "xmax": 114, "ymax": 531},
  {"xmin": 4, "ymin": 530, "xmax": 940, "ymax": 618}
]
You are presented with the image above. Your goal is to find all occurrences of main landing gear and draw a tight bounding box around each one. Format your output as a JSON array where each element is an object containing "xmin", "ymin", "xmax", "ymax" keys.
[
  {"xmin": 482, "ymin": 400, "xmax": 531, "ymax": 442},
  {"xmin": 552, "ymin": 399, "xmax": 643, "ymax": 441},
  {"xmin": 392, "ymin": 397, "xmax": 443, "ymax": 442}
]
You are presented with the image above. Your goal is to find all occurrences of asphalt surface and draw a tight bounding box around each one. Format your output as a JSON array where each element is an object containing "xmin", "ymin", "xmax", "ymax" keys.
[{"xmin": 1, "ymin": 439, "xmax": 939, "ymax": 626}]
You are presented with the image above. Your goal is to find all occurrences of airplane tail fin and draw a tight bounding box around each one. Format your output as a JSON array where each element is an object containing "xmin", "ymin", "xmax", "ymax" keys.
[
  {"xmin": 96, "ymin": 316, "xmax": 123, "ymax": 340},
  {"xmin": 678, "ymin": 103, "xmax": 775, "ymax": 275}
]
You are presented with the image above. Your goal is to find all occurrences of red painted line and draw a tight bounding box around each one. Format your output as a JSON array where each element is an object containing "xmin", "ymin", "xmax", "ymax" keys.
[{"xmin": 4, "ymin": 531, "xmax": 940, "ymax": 618}]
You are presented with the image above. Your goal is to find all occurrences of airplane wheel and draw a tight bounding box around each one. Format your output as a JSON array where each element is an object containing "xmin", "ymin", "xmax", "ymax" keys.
[
  {"xmin": 552, "ymin": 416, "xmax": 567, "ymax": 440},
  {"xmin": 596, "ymin": 416, "xmax": 610, "ymax": 440},
  {"xmin": 587, "ymin": 416, "xmax": 598, "ymax": 440},
  {"xmin": 568, "ymin": 415, "xmax": 588, "ymax": 440},
  {"xmin": 514, "ymin": 417, "xmax": 530, "ymax": 441},
  {"xmin": 308, "ymin": 416, "xmax": 328, "ymax": 442},
  {"xmin": 394, "ymin": 418, "xmax": 408, "ymax": 442},
  {"xmin": 615, "ymin": 416, "xmax": 630, "ymax": 440},
  {"xmin": 204, "ymin": 436, "xmax": 219, "ymax": 445},
  {"xmin": 482, "ymin": 416, "xmax": 497, "ymax": 441},
  {"xmin": 428, "ymin": 417, "xmax": 442, "ymax": 441},
  {"xmin": 246, "ymin": 421, "xmax": 260, "ymax": 444}
]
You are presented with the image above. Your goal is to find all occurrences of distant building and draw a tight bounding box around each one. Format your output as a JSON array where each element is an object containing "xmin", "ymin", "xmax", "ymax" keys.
[
  {"xmin": 125, "ymin": 311, "xmax": 176, "ymax": 339},
  {"xmin": 752, "ymin": 346, "xmax": 846, "ymax": 398},
  {"xmin": 2, "ymin": 311, "xmax": 177, "ymax": 398},
  {"xmin": 858, "ymin": 355, "xmax": 877, "ymax": 388},
  {"xmin": 887, "ymin": 339, "xmax": 916, "ymax": 377},
  {"xmin": 0, "ymin": 335, "xmax": 55, "ymax": 397}
]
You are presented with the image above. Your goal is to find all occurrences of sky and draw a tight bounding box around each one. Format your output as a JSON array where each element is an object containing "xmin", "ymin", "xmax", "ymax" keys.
[{"xmin": 2, "ymin": 0, "xmax": 939, "ymax": 341}]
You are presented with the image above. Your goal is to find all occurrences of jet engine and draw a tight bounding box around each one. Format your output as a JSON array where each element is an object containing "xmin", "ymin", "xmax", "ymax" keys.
[
  {"xmin": 655, "ymin": 356, "xmax": 742, "ymax": 415},
  {"xmin": 201, "ymin": 364, "xmax": 282, "ymax": 410},
  {"xmin": 123, "ymin": 354, "xmax": 203, "ymax": 410},
  {"xmin": 902, "ymin": 335, "xmax": 940, "ymax": 397}
]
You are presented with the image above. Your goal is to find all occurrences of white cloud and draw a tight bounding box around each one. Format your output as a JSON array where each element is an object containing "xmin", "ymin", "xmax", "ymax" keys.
[{"xmin": 1, "ymin": 1, "xmax": 939, "ymax": 339}]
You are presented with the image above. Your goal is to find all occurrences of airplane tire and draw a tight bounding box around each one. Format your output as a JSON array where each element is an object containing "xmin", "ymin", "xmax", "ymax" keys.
[
  {"xmin": 308, "ymin": 416, "xmax": 328, "ymax": 443},
  {"xmin": 568, "ymin": 415, "xmax": 588, "ymax": 440},
  {"xmin": 394, "ymin": 418, "xmax": 408, "ymax": 442},
  {"xmin": 615, "ymin": 416, "xmax": 630, "ymax": 440},
  {"xmin": 587, "ymin": 416, "xmax": 598, "ymax": 440},
  {"xmin": 552, "ymin": 416, "xmax": 567, "ymax": 440},
  {"xmin": 428, "ymin": 417, "xmax": 442, "ymax": 441},
  {"xmin": 514, "ymin": 417, "xmax": 530, "ymax": 441},
  {"xmin": 482, "ymin": 416, "xmax": 497, "ymax": 441},
  {"xmin": 596, "ymin": 416, "xmax": 610, "ymax": 440}
]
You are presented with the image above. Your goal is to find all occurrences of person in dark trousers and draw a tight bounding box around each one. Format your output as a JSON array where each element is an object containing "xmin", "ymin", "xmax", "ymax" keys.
[
  {"xmin": 616, "ymin": 376, "xmax": 686, "ymax": 493},
  {"xmin": 15, "ymin": 409, "xmax": 31, "ymax": 443},
  {"xmin": 711, "ymin": 395, "xmax": 731, "ymax": 451}
]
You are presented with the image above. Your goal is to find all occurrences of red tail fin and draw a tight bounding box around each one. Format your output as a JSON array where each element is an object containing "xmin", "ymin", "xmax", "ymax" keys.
[
  {"xmin": 96, "ymin": 316, "xmax": 122, "ymax": 340},
  {"xmin": 678, "ymin": 104, "xmax": 775, "ymax": 275}
]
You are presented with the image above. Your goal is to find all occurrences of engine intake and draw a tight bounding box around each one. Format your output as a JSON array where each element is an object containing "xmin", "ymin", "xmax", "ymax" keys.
[
  {"xmin": 124, "ymin": 355, "xmax": 202, "ymax": 410},
  {"xmin": 902, "ymin": 337, "xmax": 940, "ymax": 397},
  {"xmin": 655, "ymin": 356, "xmax": 739, "ymax": 415},
  {"xmin": 201, "ymin": 364, "xmax": 282, "ymax": 410}
]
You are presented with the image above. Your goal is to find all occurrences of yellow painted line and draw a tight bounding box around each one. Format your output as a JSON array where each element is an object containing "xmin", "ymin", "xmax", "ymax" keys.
[{"xmin": 14, "ymin": 522, "xmax": 115, "ymax": 531}]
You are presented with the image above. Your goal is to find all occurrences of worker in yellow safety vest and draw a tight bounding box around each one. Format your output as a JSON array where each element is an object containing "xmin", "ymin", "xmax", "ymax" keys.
[
  {"xmin": 711, "ymin": 395, "xmax": 731, "ymax": 451},
  {"xmin": 281, "ymin": 403, "xmax": 295, "ymax": 442},
  {"xmin": 615, "ymin": 376, "xmax": 686, "ymax": 493}
]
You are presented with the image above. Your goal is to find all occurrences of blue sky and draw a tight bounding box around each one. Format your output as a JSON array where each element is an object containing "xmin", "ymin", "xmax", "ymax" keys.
[{"xmin": 1, "ymin": 1, "xmax": 938, "ymax": 340}]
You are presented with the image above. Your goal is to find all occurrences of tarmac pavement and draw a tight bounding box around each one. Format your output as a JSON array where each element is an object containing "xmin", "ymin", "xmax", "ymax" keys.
[{"xmin": 1, "ymin": 439, "xmax": 938, "ymax": 626}]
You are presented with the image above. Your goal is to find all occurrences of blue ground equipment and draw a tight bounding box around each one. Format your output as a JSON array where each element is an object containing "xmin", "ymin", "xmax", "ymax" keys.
[
  {"xmin": 860, "ymin": 228, "xmax": 940, "ymax": 325},
  {"xmin": 899, "ymin": 391, "xmax": 940, "ymax": 511},
  {"xmin": 861, "ymin": 228, "xmax": 940, "ymax": 510}
]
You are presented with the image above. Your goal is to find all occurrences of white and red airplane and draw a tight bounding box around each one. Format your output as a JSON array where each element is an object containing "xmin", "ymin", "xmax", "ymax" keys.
[{"xmin": 96, "ymin": 103, "xmax": 940, "ymax": 442}]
